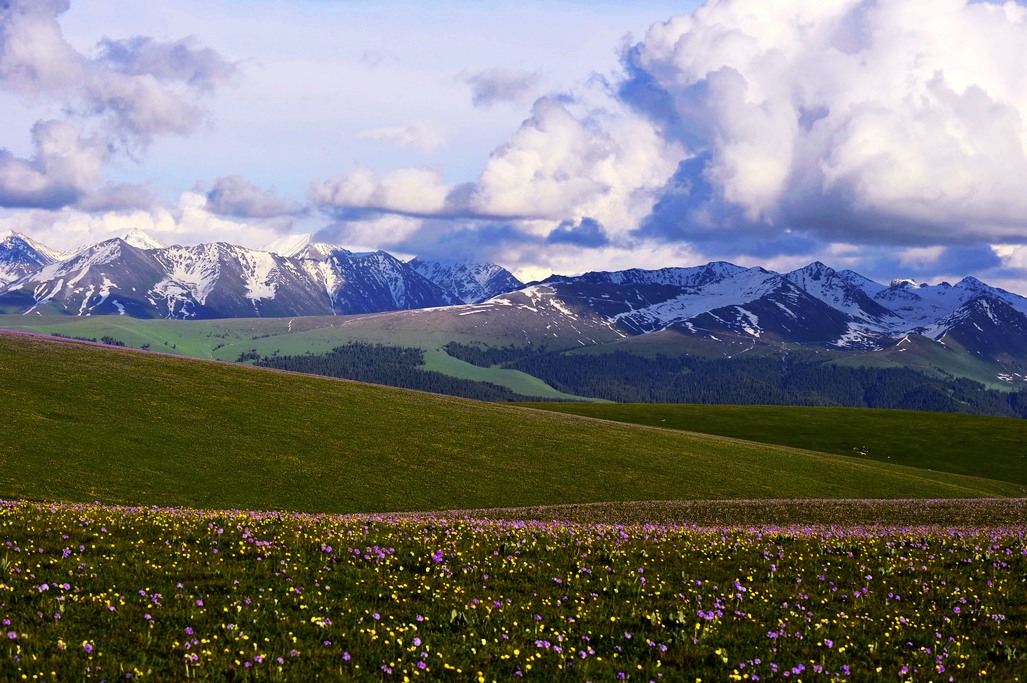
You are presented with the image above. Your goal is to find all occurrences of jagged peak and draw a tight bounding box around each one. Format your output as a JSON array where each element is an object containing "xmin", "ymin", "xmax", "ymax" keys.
[
  {"xmin": 786, "ymin": 261, "xmax": 838, "ymax": 282},
  {"xmin": 956, "ymin": 275, "xmax": 989, "ymax": 290},
  {"xmin": 890, "ymin": 278, "xmax": 923, "ymax": 289},
  {"xmin": 0, "ymin": 230, "xmax": 63, "ymax": 261},
  {"xmin": 797, "ymin": 260, "xmax": 833, "ymax": 273}
]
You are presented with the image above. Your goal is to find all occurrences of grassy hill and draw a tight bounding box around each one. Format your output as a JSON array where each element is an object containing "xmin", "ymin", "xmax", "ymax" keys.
[
  {"xmin": 1, "ymin": 330, "xmax": 1023, "ymax": 513},
  {"xmin": 0, "ymin": 314, "xmax": 586, "ymax": 400},
  {"xmin": 523, "ymin": 402, "xmax": 1027, "ymax": 488}
]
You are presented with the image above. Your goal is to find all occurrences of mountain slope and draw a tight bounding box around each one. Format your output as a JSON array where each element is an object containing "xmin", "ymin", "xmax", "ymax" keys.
[{"xmin": 1, "ymin": 331, "xmax": 1019, "ymax": 514}]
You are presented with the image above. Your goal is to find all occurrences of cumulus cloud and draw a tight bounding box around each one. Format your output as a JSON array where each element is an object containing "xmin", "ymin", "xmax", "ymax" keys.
[
  {"xmin": 0, "ymin": 120, "xmax": 108, "ymax": 209},
  {"xmin": 206, "ymin": 175, "xmax": 303, "ymax": 219},
  {"xmin": 622, "ymin": 0, "xmax": 1027, "ymax": 249},
  {"xmin": 0, "ymin": 0, "xmax": 82, "ymax": 94},
  {"xmin": 357, "ymin": 122, "xmax": 445, "ymax": 153},
  {"xmin": 310, "ymin": 166, "xmax": 453, "ymax": 218},
  {"xmin": 315, "ymin": 95, "xmax": 680, "ymax": 236},
  {"xmin": 0, "ymin": 0, "xmax": 237, "ymax": 210},
  {"xmin": 463, "ymin": 68, "xmax": 541, "ymax": 107},
  {"xmin": 470, "ymin": 96, "xmax": 680, "ymax": 225}
]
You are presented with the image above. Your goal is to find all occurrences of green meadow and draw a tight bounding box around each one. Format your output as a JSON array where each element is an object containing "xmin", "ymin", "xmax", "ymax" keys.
[
  {"xmin": 2, "ymin": 331, "xmax": 1022, "ymax": 515},
  {"xmin": 522, "ymin": 402, "xmax": 1027, "ymax": 489}
]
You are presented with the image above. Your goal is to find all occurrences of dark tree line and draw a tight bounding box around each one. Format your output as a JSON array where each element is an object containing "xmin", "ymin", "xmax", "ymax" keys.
[
  {"xmin": 508, "ymin": 350, "xmax": 1027, "ymax": 417},
  {"xmin": 255, "ymin": 342, "xmax": 539, "ymax": 402},
  {"xmin": 251, "ymin": 340, "xmax": 1027, "ymax": 416},
  {"xmin": 444, "ymin": 342, "xmax": 545, "ymax": 368}
]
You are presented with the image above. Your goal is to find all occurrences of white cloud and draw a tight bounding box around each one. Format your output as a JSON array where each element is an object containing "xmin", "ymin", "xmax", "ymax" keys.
[
  {"xmin": 629, "ymin": 0, "xmax": 1027, "ymax": 243},
  {"xmin": 465, "ymin": 93, "xmax": 683, "ymax": 233},
  {"xmin": 310, "ymin": 166, "xmax": 451, "ymax": 217}
]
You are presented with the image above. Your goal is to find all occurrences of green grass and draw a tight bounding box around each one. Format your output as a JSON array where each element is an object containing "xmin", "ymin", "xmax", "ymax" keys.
[
  {"xmin": 520, "ymin": 402, "xmax": 1027, "ymax": 488},
  {"xmin": 1, "ymin": 331, "xmax": 1022, "ymax": 515}
]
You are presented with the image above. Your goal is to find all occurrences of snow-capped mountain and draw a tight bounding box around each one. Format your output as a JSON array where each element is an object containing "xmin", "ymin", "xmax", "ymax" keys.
[
  {"xmin": 506, "ymin": 261, "xmax": 1027, "ymax": 354},
  {"xmin": 0, "ymin": 231, "xmax": 59, "ymax": 288},
  {"xmin": 0, "ymin": 231, "xmax": 505, "ymax": 318},
  {"xmin": 408, "ymin": 258, "xmax": 523, "ymax": 304}
]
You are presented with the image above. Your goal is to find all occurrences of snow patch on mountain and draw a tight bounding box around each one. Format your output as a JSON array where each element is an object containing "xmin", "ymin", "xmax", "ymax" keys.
[
  {"xmin": 236, "ymin": 248, "xmax": 279, "ymax": 301},
  {"xmin": 408, "ymin": 257, "xmax": 523, "ymax": 304},
  {"xmin": 153, "ymin": 245, "xmax": 222, "ymax": 307}
]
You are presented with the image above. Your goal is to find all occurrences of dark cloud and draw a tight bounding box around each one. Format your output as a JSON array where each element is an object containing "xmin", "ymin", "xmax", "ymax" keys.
[
  {"xmin": 402, "ymin": 222, "xmax": 538, "ymax": 261},
  {"xmin": 313, "ymin": 218, "xmax": 538, "ymax": 263},
  {"xmin": 820, "ymin": 244, "xmax": 1012, "ymax": 290},
  {"xmin": 206, "ymin": 175, "xmax": 302, "ymax": 218},
  {"xmin": 97, "ymin": 36, "xmax": 238, "ymax": 92},
  {"xmin": 546, "ymin": 216, "xmax": 609, "ymax": 248},
  {"xmin": 463, "ymin": 68, "xmax": 541, "ymax": 108}
]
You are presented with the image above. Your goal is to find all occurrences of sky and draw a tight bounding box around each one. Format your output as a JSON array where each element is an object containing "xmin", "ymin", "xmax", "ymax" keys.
[{"xmin": 3, "ymin": 0, "xmax": 1027, "ymax": 294}]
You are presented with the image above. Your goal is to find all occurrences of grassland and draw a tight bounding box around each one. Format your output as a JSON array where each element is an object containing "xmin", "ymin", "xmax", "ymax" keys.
[
  {"xmin": 3, "ymin": 331, "xmax": 1024, "ymax": 516},
  {"xmin": 521, "ymin": 403, "xmax": 1027, "ymax": 488}
]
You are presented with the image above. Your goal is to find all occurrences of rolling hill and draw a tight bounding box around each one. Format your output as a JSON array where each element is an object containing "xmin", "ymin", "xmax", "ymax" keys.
[
  {"xmin": 2, "ymin": 331, "xmax": 1023, "ymax": 514},
  {"xmin": 522, "ymin": 403, "xmax": 1027, "ymax": 488}
]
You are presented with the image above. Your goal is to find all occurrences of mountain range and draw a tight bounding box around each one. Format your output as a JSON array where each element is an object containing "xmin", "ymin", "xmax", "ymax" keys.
[
  {"xmin": 3, "ymin": 229, "xmax": 1027, "ymax": 375},
  {"xmin": 529, "ymin": 260, "xmax": 1027, "ymax": 354},
  {"xmin": 0, "ymin": 230, "xmax": 522, "ymax": 318}
]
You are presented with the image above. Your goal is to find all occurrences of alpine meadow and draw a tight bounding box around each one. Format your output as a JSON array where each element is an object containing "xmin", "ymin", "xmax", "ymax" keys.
[{"xmin": 3, "ymin": 0, "xmax": 1027, "ymax": 681}]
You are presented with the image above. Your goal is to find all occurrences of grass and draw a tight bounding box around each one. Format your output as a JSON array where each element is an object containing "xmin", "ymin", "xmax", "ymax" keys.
[
  {"xmin": 522, "ymin": 402, "xmax": 1027, "ymax": 488},
  {"xmin": 2, "ymin": 331, "xmax": 1023, "ymax": 516},
  {"xmin": 1, "ymin": 500, "xmax": 1024, "ymax": 681}
]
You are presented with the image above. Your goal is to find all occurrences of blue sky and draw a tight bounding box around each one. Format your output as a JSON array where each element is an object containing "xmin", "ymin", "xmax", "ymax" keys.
[{"xmin": 3, "ymin": 0, "xmax": 1027, "ymax": 294}]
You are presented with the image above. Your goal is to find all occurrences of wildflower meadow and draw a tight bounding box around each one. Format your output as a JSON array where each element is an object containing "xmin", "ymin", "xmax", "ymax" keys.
[{"xmin": 1, "ymin": 499, "xmax": 1024, "ymax": 681}]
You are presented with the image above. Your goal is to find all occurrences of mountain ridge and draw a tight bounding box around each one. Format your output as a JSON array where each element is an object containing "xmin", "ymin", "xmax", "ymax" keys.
[{"xmin": 0, "ymin": 231, "xmax": 522, "ymax": 319}]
